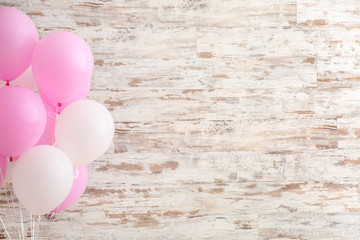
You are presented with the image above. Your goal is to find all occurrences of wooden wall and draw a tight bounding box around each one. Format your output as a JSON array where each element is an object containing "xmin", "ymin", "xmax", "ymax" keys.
[{"xmin": 1, "ymin": 0, "xmax": 360, "ymax": 239}]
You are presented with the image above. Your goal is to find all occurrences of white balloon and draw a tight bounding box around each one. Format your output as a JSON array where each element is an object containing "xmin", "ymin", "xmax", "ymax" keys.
[
  {"xmin": 0, "ymin": 67, "xmax": 37, "ymax": 90},
  {"xmin": 55, "ymin": 99, "xmax": 114, "ymax": 167},
  {"xmin": 12, "ymin": 145, "xmax": 74, "ymax": 215}
]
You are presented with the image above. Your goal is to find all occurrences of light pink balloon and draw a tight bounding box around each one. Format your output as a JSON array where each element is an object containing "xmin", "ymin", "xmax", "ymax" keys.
[
  {"xmin": 0, "ymin": 7, "xmax": 38, "ymax": 81},
  {"xmin": 39, "ymin": 80, "xmax": 90, "ymax": 114},
  {"xmin": 36, "ymin": 103, "xmax": 56, "ymax": 146},
  {"xmin": 0, "ymin": 86, "xmax": 46, "ymax": 157},
  {"xmin": 32, "ymin": 31, "xmax": 93, "ymax": 104},
  {"xmin": 0, "ymin": 155, "xmax": 7, "ymax": 187},
  {"xmin": 52, "ymin": 166, "xmax": 88, "ymax": 213}
]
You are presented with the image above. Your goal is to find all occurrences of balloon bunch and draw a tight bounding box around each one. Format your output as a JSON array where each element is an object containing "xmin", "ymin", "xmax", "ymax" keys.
[{"xmin": 0, "ymin": 7, "xmax": 114, "ymax": 216}]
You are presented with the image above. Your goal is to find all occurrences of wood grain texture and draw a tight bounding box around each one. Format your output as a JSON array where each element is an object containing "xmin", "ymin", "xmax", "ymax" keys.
[{"xmin": 1, "ymin": 0, "xmax": 360, "ymax": 239}]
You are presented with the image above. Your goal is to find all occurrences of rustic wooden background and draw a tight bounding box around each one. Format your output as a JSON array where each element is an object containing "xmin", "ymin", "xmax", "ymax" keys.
[{"xmin": 2, "ymin": 0, "xmax": 360, "ymax": 239}]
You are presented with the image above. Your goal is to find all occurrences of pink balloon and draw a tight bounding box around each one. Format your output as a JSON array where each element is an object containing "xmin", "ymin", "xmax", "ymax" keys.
[
  {"xmin": 32, "ymin": 31, "xmax": 93, "ymax": 104},
  {"xmin": 39, "ymin": 80, "xmax": 90, "ymax": 113},
  {"xmin": 0, "ymin": 7, "xmax": 38, "ymax": 81},
  {"xmin": 36, "ymin": 103, "xmax": 56, "ymax": 145},
  {"xmin": 0, "ymin": 86, "xmax": 46, "ymax": 157},
  {"xmin": 52, "ymin": 166, "xmax": 88, "ymax": 213},
  {"xmin": 0, "ymin": 155, "xmax": 7, "ymax": 187}
]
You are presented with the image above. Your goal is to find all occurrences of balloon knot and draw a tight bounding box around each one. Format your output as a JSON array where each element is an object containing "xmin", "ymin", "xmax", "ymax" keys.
[
  {"xmin": 5, "ymin": 81, "xmax": 9, "ymax": 86},
  {"xmin": 48, "ymin": 212, "xmax": 55, "ymax": 219},
  {"xmin": 9, "ymin": 157, "xmax": 13, "ymax": 162},
  {"xmin": 56, "ymin": 103, "xmax": 62, "ymax": 115}
]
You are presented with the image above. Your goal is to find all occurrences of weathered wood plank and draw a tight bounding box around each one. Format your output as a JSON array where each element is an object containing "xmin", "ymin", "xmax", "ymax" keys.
[
  {"xmin": 259, "ymin": 213, "xmax": 360, "ymax": 240},
  {"xmin": 298, "ymin": 0, "xmax": 360, "ymax": 26}
]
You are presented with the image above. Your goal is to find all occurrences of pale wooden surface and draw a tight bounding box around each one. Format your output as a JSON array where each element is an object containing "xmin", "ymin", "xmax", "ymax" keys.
[{"xmin": 1, "ymin": 0, "xmax": 360, "ymax": 239}]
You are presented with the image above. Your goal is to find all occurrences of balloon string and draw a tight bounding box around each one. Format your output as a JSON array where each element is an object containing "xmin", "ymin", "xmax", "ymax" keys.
[
  {"xmin": 0, "ymin": 164, "xmax": 10, "ymax": 208},
  {"xmin": 35, "ymin": 216, "xmax": 40, "ymax": 240},
  {"xmin": 19, "ymin": 202, "xmax": 24, "ymax": 240},
  {"xmin": 3, "ymin": 164, "xmax": 21, "ymax": 239},
  {"xmin": 30, "ymin": 213, "xmax": 33, "ymax": 240},
  {"xmin": 0, "ymin": 216, "xmax": 11, "ymax": 240},
  {"xmin": 31, "ymin": 214, "xmax": 35, "ymax": 240},
  {"xmin": 0, "ymin": 162, "xmax": 15, "ymax": 239},
  {"xmin": 32, "ymin": 216, "xmax": 35, "ymax": 240},
  {"xmin": 10, "ymin": 190, "xmax": 21, "ymax": 239},
  {"xmin": 5, "ymin": 81, "xmax": 9, "ymax": 86}
]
